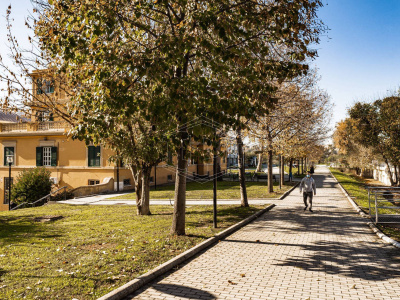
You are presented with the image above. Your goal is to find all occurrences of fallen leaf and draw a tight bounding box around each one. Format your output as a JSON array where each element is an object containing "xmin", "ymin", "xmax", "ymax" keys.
[
  {"xmin": 255, "ymin": 240, "xmax": 260, "ymax": 243},
  {"xmin": 351, "ymin": 284, "xmax": 356, "ymax": 289},
  {"xmin": 228, "ymin": 280, "xmax": 237, "ymax": 285},
  {"xmin": 240, "ymin": 274, "xmax": 245, "ymax": 277}
]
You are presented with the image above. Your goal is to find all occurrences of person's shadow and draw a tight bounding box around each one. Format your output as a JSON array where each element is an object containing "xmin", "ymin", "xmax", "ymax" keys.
[{"xmin": 151, "ymin": 283, "xmax": 216, "ymax": 299}]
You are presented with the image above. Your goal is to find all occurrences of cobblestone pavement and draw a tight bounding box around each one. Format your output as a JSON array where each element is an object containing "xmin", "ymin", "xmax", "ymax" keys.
[{"xmin": 126, "ymin": 166, "xmax": 400, "ymax": 300}]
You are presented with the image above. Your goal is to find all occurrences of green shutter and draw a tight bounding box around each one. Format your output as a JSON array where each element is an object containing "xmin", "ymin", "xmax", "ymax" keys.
[
  {"xmin": 88, "ymin": 146, "xmax": 94, "ymax": 167},
  {"xmin": 36, "ymin": 147, "xmax": 43, "ymax": 166},
  {"xmin": 88, "ymin": 146, "xmax": 101, "ymax": 167},
  {"xmin": 95, "ymin": 146, "xmax": 101, "ymax": 167},
  {"xmin": 167, "ymin": 151, "xmax": 172, "ymax": 164},
  {"xmin": 36, "ymin": 79, "xmax": 42, "ymax": 94},
  {"xmin": 51, "ymin": 147, "xmax": 57, "ymax": 166}
]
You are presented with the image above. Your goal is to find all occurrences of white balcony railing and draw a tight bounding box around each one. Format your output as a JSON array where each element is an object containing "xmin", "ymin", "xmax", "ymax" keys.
[
  {"xmin": 0, "ymin": 121, "xmax": 68, "ymax": 133},
  {"xmin": 37, "ymin": 121, "xmax": 66, "ymax": 131},
  {"xmin": 1, "ymin": 123, "xmax": 28, "ymax": 132}
]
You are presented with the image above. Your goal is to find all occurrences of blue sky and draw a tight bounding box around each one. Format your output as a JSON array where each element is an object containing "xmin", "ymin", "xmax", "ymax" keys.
[
  {"xmin": 1, "ymin": 0, "xmax": 400, "ymax": 133},
  {"xmin": 315, "ymin": 0, "xmax": 400, "ymax": 127}
]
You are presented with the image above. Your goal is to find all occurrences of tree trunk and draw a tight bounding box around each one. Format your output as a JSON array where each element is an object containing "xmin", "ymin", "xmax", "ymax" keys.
[
  {"xmin": 382, "ymin": 157, "xmax": 395, "ymax": 186},
  {"xmin": 267, "ymin": 149, "xmax": 273, "ymax": 193},
  {"xmin": 256, "ymin": 153, "xmax": 263, "ymax": 172},
  {"xmin": 171, "ymin": 141, "xmax": 188, "ymax": 235},
  {"xmin": 140, "ymin": 166, "xmax": 151, "ymax": 215},
  {"xmin": 130, "ymin": 165, "xmax": 144, "ymax": 215},
  {"xmin": 394, "ymin": 165, "xmax": 399, "ymax": 186},
  {"xmin": 280, "ymin": 155, "xmax": 285, "ymax": 186},
  {"xmin": 236, "ymin": 129, "xmax": 248, "ymax": 207},
  {"xmin": 289, "ymin": 158, "xmax": 293, "ymax": 182},
  {"xmin": 301, "ymin": 158, "xmax": 304, "ymax": 174}
]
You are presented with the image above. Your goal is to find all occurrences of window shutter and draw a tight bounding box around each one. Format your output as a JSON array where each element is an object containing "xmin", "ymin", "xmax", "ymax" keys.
[
  {"xmin": 36, "ymin": 147, "xmax": 43, "ymax": 166},
  {"xmin": 51, "ymin": 147, "xmax": 57, "ymax": 166},
  {"xmin": 88, "ymin": 146, "xmax": 94, "ymax": 167},
  {"xmin": 95, "ymin": 146, "xmax": 101, "ymax": 167},
  {"xmin": 167, "ymin": 151, "xmax": 172, "ymax": 164}
]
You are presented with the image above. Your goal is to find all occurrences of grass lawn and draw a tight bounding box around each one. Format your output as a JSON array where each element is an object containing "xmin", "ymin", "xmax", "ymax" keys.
[
  {"xmin": 284, "ymin": 166, "xmax": 306, "ymax": 178},
  {"xmin": 109, "ymin": 181, "xmax": 295, "ymax": 200},
  {"xmin": 330, "ymin": 168, "xmax": 400, "ymax": 242},
  {"xmin": 0, "ymin": 204, "xmax": 264, "ymax": 299}
]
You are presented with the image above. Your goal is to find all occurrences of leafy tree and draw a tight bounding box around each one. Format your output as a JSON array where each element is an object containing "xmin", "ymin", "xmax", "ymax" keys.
[
  {"xmin": 250, "ymin": 70, "xmax": 331, "ymax": 192},
  {"xmin": 11, "ymin": 167, "xmax": 52, "ymax": 205},
  {"xmin": 1, "ymin": 0, "xmax": 326, "ymax": 235},
  {"xmin": 349, "ymin": 97, "xmax": 400, "ymax": 185}
]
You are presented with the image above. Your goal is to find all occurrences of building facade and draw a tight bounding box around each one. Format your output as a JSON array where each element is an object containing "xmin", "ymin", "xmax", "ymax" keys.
[{"xmin": 0, "ymin": 73, "xmax": 224, "ymax": 211}]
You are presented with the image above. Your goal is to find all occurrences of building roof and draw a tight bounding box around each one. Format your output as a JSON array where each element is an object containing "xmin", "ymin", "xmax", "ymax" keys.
[{"xmin": 0, "ymin": 111, "xmax": 30, "ymax": 123}]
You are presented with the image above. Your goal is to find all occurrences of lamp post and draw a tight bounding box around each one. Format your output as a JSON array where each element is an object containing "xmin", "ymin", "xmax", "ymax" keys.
[{"xmin": 7, "ymin": 156, "xmax": 13, "ymax": 211}]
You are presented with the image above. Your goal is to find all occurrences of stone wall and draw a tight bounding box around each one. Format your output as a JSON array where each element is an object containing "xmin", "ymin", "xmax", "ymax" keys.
[{"xmin": 71, "ymin": 177, "xmax": 114, "ymax": 198}]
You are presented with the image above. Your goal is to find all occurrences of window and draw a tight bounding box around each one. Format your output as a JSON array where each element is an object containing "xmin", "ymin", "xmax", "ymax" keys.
[
  {"xmin": 88, "ymin": 180, "xmax": 100, "ymax": 185},
  {"xmin": 167, "ymin": 175, "xmax": 173, "ymax": 182},
  {"xmin": 123, "ymin": 179, "xmax": 131, "ymax": 186},
  {"xmin": 149, "ymin": 177, "xmax": 154, "ymax": 183},
  {"xmin": 36, "ymin": 146, "xmax": 57, "ymax": 167},
  {"xmin": 43, "ymin": 147, "xmax": 52, "ymax": 166},
  {"xmin": 4, "ymin": 147, "xmax": 15, "ymax": 166},
  {"xmin": 88, "ymin": 146, "xmax": 101, "ymax": 167},
  {"xmin": 36, "ymin": 110, "xmax": 53, "ymax": 122},
  {"xmin": 36, "ymin": 79, "xmax": 55, "ymax": 94}
]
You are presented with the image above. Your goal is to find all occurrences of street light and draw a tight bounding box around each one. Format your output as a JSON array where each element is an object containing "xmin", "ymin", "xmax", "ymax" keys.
[{"xmin": 6, "ymin": 156, "xmax": 13, "ymax": 211}]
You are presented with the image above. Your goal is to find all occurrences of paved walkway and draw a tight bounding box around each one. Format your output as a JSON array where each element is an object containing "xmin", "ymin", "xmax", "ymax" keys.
[{"xmin": 125, "ymin": 166, "xmax": 400, "ymax": 300}]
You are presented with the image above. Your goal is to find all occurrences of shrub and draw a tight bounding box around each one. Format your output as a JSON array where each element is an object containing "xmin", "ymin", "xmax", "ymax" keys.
[
  {"xmin": 11, "ymin": 167, "xmax": 52, "ymax": 205},
  {"xmin": 51, "ymin": 190, "xmax": 74, "ymax": 201}
]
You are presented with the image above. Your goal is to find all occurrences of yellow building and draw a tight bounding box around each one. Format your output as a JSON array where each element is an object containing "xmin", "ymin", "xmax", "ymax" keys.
[{"xmin": 0, "ymin": 73, "xmax": 225, "ymax": 211}]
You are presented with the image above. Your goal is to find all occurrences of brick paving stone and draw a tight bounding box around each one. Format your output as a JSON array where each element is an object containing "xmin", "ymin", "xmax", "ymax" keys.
[{"xmin": 125, "ymin": 166, "xmax": 400, "ymax": 300}]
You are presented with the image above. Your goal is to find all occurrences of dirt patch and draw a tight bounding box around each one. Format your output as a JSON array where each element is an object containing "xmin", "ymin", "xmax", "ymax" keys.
[
  {"xmin": 34, "ymin": 215, "xmax": 64, "ymax": 222},
  {"xmin": 80, "ymin": 243, "xmax": 118, "ymax": 251}
]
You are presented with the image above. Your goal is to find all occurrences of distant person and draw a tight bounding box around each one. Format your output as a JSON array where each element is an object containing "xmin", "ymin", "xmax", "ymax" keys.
[
  {"xmin": 289, "ymin": 170, "xmax": 293, "ymax": 182},
  {"xmin": 299, "ymin": 171, "xmax": 316, "ymax": 212},
  {"xmin": 310, "ymin": 165, "xmax": 315, "ymax": 174}
]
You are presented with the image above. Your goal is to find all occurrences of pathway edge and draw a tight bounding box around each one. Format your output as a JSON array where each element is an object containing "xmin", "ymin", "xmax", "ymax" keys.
[
  {"xmin": 329, "ymin": 170, "xmax": 400, "ymax": 249},
  {"xmin": 279, "ymin": 182, "xmax": 300, "ymax": 200},
  {"xmin": 97, "ymin": 203, "xmax": 276, "ymax": 300}
]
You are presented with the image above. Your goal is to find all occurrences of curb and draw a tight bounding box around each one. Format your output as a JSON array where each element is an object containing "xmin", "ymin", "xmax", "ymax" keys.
[
  {"xmin": 98, "ymin": 203, "xmax": 276, "ymax": 300},
  {"xmin": 279, "ymin": 182, "xmax": 300, "ymax": 200},
  {"xmin": 330, "ymin": 170, "xmax": 400, "ymax": 249}
]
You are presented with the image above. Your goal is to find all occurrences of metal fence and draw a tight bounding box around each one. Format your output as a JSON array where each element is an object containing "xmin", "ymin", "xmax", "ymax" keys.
[
  {"xmin": 367, "ymin": 186, "xmax": 400, "ymax": 223},
  {"xmin": 11, "ymin": 186, "xmax": 68, "ymax": 211}
]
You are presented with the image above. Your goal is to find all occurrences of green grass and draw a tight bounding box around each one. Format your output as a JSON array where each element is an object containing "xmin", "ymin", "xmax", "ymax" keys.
[
  {"xmin": 109, "ymin": 181, "xmax": 294, "ymax": 200},
  {"xmin": 0, "ymin": 204, "xmax": 264, "ymax": 299},
  {"xmin": 284, "ymin": 166, "xmax": 306, "ymax": 178},
  {"xmin": 330, "ymin": 168, "xmax": 400, "ymax": 242}
]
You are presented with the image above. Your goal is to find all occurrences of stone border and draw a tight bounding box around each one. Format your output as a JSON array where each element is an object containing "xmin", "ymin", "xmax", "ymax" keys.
[
  {"xmin": 98, "ymin": 203, "xmax": 276, "ymax": 300},
  {"xmin": 280, "ymin": 182, "xmax": 300, "ymax": 200},
  {"xmin": 330, "ymin": 170, "xmax": 400, "ymax": 249}
]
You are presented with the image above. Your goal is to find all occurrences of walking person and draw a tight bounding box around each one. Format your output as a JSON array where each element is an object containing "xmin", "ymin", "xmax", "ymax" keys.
[
  {"xmin": 299, "ymin": 171, "xmax": 316, "ymax": 212},
  {"xmin": 310, "ymin": 165, "xmax": 315, "ymax": 175}
]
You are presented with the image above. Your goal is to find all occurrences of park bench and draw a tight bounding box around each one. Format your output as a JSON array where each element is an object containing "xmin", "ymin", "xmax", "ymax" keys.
[{"xmin": 256, "ymin": 173, "xmax": 277, "ymax": 182}]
